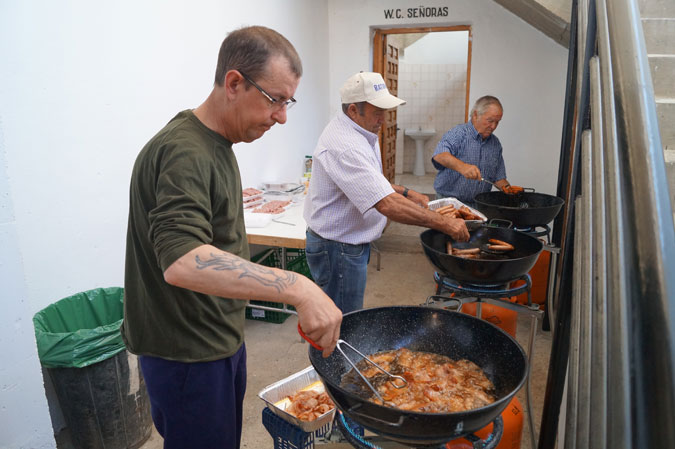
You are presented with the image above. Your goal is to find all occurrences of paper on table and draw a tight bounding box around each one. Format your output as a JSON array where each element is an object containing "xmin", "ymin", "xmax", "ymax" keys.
[{"xmin": 244, "ymin": 213, "xmax": 272, "ymax": 228}]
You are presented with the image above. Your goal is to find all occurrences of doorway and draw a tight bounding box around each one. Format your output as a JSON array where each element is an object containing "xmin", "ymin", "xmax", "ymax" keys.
[{"xmin": 373, "ymin": 27, "xmax": 472, "ymax": 196}]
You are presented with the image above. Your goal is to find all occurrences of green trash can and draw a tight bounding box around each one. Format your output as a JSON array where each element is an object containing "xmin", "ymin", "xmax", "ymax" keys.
[{"xmin": 33, "ymin": 287, "xmax": 152, "ymax": 449}]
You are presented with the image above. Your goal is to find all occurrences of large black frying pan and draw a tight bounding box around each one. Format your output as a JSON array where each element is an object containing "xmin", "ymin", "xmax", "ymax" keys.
[
  {"xmin": 473, "ymin": 190, "xmax": 565, "ymax": 228},
  {"xmin": 308, "ymin": 307, "xmax": 527, "ymax": 447},
  {"xmin": 420, "ymin": 226, "xmax": 543, "ymax": 285}
]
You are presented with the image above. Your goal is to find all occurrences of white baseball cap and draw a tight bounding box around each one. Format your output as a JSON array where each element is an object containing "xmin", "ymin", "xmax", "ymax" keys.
[{"xmin": 340, "ymin": 72, "xmax": 406, "ymax": 110}]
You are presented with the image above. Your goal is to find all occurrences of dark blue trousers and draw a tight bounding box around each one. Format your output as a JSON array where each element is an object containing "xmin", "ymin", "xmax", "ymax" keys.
[{"xmin": 139, "ymin": 344, "xmax": 247, "ymax": 449}]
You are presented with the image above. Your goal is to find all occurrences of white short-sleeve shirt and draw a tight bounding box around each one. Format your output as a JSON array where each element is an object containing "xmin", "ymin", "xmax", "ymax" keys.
[{"xmin": 303, "ymin": 112, "xmax": 395, "ymax": 244}]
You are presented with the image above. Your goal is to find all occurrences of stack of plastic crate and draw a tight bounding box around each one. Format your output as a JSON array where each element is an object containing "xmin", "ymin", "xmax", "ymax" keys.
[{"xmin": 246, "ymin": 248, "xmax": 313, "ymax": 324}]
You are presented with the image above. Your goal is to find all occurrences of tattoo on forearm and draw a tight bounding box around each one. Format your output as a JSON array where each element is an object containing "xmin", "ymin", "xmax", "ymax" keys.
[{"xmin": 195, "ymin": 252, "xmax": 297, "ymax": 293}]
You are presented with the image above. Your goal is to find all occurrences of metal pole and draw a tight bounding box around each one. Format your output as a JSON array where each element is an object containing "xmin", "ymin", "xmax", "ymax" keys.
[
  {"xmin": 563, "ymin": 196, "xmax": 584, "ymax": 449},
  {"xmin": 574, "ymin": 131, "xmax": 593, "ymax": 449},
  {"xmin": 588, "ymin": 56, "xmax": 608, "ymax": 449},
  {"xmin": 606, "ymin": 1, "xmax": 675, "ymax": 446},
  {"xmin": 594, "ymin": 1, "xmax": 632, "ymax": 447}
]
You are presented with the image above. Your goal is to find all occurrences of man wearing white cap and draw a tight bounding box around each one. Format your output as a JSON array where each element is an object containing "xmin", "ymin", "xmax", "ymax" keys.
[{"xmin": 303, "ymin": 72, "xmax": 469, "ymax": 313}]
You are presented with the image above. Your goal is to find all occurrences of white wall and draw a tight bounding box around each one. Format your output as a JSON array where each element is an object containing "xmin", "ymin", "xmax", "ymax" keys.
[
  {"xmin": 402, "ymin": 31, "xmax": 469, "ymax": 64},
  {"xmin": 326, "ymin": 0, "xmax": 568, "ymax": 194},
  {"xmin": 0, "ymin": 1, "xmax": 330, "ymax": 446},
  {"xmin": 0, "ymin": 147, "xmax": 55, "ymax": 448}
]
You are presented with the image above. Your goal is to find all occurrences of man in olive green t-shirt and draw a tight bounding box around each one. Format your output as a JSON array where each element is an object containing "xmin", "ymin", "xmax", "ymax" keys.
[{"xmin": 122, "ymin": 26, "xmax": 341, "ymax": 449}]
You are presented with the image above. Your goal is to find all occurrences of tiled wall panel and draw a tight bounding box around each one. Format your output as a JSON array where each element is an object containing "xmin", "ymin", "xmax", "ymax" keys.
[{"xmin": 397, "ymin": 63, "xmax": 467, "ymax": 174}]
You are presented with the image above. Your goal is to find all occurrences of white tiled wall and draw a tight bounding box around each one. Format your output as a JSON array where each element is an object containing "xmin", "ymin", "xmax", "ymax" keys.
[{"xmin": 396, "ymin": 63, "xmax": 467, "ymax": 174}]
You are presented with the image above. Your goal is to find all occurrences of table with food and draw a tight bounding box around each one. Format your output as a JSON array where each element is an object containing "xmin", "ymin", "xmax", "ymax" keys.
[{"xmin": 244, "ymin": 183, "xmax": 308, "ymax": 250}]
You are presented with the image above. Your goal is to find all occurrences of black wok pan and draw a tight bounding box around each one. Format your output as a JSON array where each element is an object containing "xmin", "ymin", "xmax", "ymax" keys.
[
  {"xmin": 308, "ymin": 307, "xmax": 527, "ymax": 447},
  {"xmin": 420, "ymin": 226, "xmax": 543, "ymax": 285},
  {"xmin": 473, "ymin": 190, "xmax": 565, "ymax": 228}
]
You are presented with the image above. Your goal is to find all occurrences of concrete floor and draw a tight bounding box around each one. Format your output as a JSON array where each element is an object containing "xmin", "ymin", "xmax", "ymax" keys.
[{"xmin": 56, "ymin": 178, "xmax": 553, "ymax": 448}]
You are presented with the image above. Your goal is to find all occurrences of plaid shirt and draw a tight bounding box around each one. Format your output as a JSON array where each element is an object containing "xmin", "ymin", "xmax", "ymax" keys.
[
  {"xmin": 304, "ymin": 112, "xmax": 394, "ymax": 245},
  {"xmin": 432, "ymin": 122, "xmax": 506, "ymax": 204}
]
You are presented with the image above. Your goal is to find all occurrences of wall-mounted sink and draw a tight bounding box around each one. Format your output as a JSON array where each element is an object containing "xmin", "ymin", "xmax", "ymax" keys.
[
  {"xmin": 405, "ymin": 128, "xmax": 436, "ymax": 176},
  {"xmin": 405, "ymin": 129, "xmax": 437, "ymax": 140}
]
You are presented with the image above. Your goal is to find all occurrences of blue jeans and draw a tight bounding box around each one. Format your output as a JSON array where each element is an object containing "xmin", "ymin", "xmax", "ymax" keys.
[
  {"xmin": 139, "ymin": 344, "xmax": 247, "ymax": 449},
  {"xmin": 305, "ymin": 229, "xmax": 370, "ymax": 313}
]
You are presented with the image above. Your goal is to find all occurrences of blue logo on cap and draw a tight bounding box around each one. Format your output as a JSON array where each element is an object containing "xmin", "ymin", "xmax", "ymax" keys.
[{"xmin": 373, "ymin": 83, "xmax": 386, "ymax": 91}]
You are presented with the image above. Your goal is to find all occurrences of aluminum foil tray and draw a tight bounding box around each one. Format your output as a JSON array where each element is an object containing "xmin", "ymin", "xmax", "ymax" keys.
[
  {"xmin": 428, "ymin": 197, "xmax": 487, "ymax": 231},
  {"xmin": 258, "ymin": 365, "xmax": 336, "ymax": 432},
  {"xmin": 262, "ymin": 182, "xmax": 304, "ymax": 194}
]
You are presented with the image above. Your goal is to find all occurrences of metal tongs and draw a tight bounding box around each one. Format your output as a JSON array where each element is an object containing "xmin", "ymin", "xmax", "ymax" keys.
[
  {"xmin": 298, "ymin": 324, "xmax": 408, "ymax": 404},
  {"xmin": 480, "ymin": 178, "xmax": 501, "ymax": 191}
]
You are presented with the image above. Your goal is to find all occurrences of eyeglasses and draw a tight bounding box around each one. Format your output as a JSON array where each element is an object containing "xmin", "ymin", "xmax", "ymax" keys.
[{"xmin": 239, "ymin": 71, "xmax": 296, "ymax": 110}]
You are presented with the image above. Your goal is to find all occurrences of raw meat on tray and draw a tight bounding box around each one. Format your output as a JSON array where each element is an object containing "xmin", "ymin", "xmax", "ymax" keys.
[
  {"xmin": 243, "ymin": 187, "xmax": 263, "ymax": 197},
  {"xmin": 252, "ymin": 200, "xmax": 291, "ymax": 214}
]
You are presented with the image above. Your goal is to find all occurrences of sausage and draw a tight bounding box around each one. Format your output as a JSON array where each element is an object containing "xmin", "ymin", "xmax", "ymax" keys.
[
  {"xmin": 435, "ymin": 205, "xmax": 455, "ymax": 213},
  {"xmin": 452, "ymin": 248, "xmax": 481, "ymax": 255},
  {"xmin": 488, "ymin": 239, "xmax": 515, "ymax": 250},
  {"xmin": 487, "ymin": 244, "xmax": 513, "ymax": 251},
  {"xmin": 456, "ymin": 253, "xmax": 480, "ymax": 259},
  {"xmin": 440, "ymin": 209, "xmax": 458, "ymax": 216},
  {"xmin": 488, "ymin": 238, "xmax": 509, "ymax": 246},
  {"xmin": 446, "ymin": 241, "xmax": 453, "ymax": 254}
]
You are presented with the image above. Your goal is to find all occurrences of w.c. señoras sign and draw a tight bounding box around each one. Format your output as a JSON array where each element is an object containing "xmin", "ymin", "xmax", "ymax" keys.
[{"xmin": 383, "ymin": 6, "xmax": 449, "ymax": 19}]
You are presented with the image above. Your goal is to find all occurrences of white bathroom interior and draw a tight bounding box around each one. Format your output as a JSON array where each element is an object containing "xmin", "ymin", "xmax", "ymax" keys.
[{"xmin": 392, "ymin": 30, "xmax": 470, "ymax": 195}]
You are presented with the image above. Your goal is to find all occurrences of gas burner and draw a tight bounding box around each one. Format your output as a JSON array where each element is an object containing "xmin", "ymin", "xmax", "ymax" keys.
[
  {"xmin": 263, "ymin": 407, "xmax": 504, "ymax": 448},
  {"xmin": 434, "ymin": 273, "xmax": 532, "ymax": 300},
  {"xmin": 513, "ymin": 223, "xmax": 551, "ymax": 242},
  {"xmin": 335, "ymin": 411, "xmax": 504, "ymax": 449}
]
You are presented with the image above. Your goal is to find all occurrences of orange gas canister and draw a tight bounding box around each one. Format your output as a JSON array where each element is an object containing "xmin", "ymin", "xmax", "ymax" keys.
[
  {"xmin": 461, "ymin": 298, "xmax": 518, "ymax": 338},
  {"xmin": 445, "ymin": 397, "xmax": 524, "ymax": 449},
  {"xmin": 514, "ymin": 250, "xmax": 551, "ymax": 306}
]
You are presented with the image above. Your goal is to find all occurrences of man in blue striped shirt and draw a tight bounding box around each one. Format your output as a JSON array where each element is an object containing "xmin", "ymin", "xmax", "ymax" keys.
[
  {"xmin": 432, "ymin": 96, "xmax": 518, "ymax": 205},
  {"xmin": 304, "ymin": 72, "xmax": 469, "ymax": 313}
]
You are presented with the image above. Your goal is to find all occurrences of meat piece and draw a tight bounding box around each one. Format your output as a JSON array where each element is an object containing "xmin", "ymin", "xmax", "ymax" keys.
[
  {"xmin": 503, "ymin": 185, "xmax": 524, "ymax": 195},
  {"xmin": 452, "ymin": 248, "xmax": 480, "ymax": 255},
  {"xmin": 455, "ymin": 253, "xmax": 479, "ymax": 259},
  {"xmin": 435, "ymin": 205, "xmax": 456, "ymax": 215},
  {"xmin": 488, "ymin": 244, "xmax": 513, "ymax": 252},
  {"xmin": 285, "ymin": 390, "xmax": 334, "ymax": 421},
  {"xmin": 243, "ymin": 199, "xmax": 263, "ymax": 209},
  {"xmin": 242, "ymin": 187, "xmax": 263, "ymax": 197},
  {"xmin": 341, "ymin": 348, "xmax": 496, "ymax": 413},
  {"xmin": 488, "ymin": 239, "xmax": 514, "ymax": 251},
  {"xmin": 458, "ymin": 206, "xmax": 482, "ymax": 221},
  {"xmin": 252, "ymin": 200, "xmax": 291, "ymax": 214}
]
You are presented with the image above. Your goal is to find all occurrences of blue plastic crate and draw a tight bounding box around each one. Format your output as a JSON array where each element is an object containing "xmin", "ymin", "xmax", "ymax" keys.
[{"xmin": 262, "ymin": 407, "xmax": 331, "ymax": 449}]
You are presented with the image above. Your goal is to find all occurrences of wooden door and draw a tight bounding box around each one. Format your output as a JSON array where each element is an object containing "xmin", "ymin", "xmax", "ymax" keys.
[{"xmin": 373, "ymin": 32, "xmax": 400, "ymax": 183}]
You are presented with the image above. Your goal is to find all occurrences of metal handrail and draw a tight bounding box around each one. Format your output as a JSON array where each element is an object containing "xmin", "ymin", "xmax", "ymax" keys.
[
  {"xmin": 588, "ymin": 56, "xmax": 608, "ymax": 449},
  {"xmin": 605, "ymin": 0, "xmax": 675, "ymax": 446},
  {"xmin": 575, "ymin": 131, "xmax": 593, "ymax": 449},
  {"xmin": 595, "ymin": 0, "xmax": 632, "ymax": 447},
  {"xmin": 541, "ymin": 0, "xmax": 675, "ymax": 447}
]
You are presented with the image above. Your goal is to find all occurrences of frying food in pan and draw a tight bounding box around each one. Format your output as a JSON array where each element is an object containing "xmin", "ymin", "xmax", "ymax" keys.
[
  {"xmin": 487, "ymin": 238, "xmax": 515, "ymax": 252},
  {"xmin": 446, "ymin": 238, "xmax": 515, "ymax": 258},
  {"xmin": 502, "ymin": 185, "xmax": 524, "ymax": 195},
  {"xmin": 450, "ymin": 247, "xmax": 481, "ymax": 259},
  {"xmin": 340, "ymin": 348, "xmax": 496, "ymax": 413}
]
